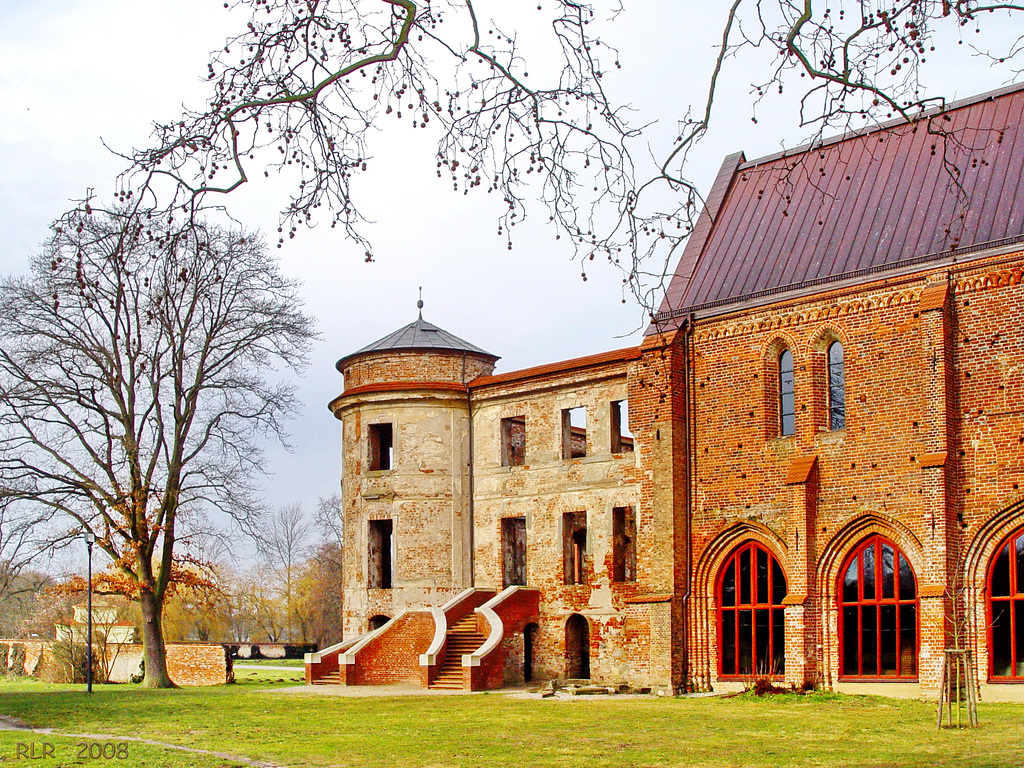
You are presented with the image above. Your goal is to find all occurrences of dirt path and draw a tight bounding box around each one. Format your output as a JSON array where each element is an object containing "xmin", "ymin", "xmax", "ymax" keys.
[{"xmin": 0, "ymin": 715, "xmax": 282, "ymax": 768}]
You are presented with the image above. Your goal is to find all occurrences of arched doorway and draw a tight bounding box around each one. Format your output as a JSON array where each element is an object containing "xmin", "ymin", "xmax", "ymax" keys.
[
  {"xmin": 838, "ymin": 535, "xmax": 917, "ymax": 678},
  {"xmin": 988, "ymin": 527, "xmax": 1024, "ymax": 679},
  {"xmin": 368, "ymin": 615, "xmax": 390, "ymax": 631},
  {"xmin": 524, "ymin": 622, "xmax": 539, "ymax": 682},
  {"xmin": 718, "ymin": 540, "xmax": 787, "ymax": 677},
  {"xmin": 565, "ymin": 614, "xmax": 590, "ymax": 679}
]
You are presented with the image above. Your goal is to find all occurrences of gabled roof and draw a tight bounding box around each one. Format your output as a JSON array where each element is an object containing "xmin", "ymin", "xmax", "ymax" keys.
[
  {"xmin": 652, "ymin": 82, "xmax": 1024, "ymax": 329},
  {"xmin": 336, "ymin": 314, "xmax": 498, "ymax": 370}
]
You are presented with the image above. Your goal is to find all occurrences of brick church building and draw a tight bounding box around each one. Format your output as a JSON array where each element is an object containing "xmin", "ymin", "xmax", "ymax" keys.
[{"xmin": 306, "ymin": 84, "xmax": 1024, "ymax": 700}]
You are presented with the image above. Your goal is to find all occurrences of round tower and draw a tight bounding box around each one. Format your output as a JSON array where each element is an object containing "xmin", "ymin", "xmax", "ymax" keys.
[{"xmin": 329, "ymin": 305, "xmax": 499, "ymax": 637}]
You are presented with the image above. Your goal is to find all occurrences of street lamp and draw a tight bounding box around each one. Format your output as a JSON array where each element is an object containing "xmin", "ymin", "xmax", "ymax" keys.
[{"xmin": 83, "ymin": 531, "xmax": 95, "ymax": 694}]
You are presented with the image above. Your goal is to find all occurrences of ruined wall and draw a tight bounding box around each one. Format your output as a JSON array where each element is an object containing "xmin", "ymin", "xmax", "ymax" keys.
[
  {"xmin": 471, "ymin": 356, "xmax": 644, "ymax": 687},
  {"xmin": 672, "ymin": 250, "xmax": 1024, "ymax": 695}
]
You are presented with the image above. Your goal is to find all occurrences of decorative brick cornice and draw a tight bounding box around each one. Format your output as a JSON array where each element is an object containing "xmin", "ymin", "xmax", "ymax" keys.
[
  {"xmin": 693, "ymin": 287, "xmax": 921, "ymax": 343},
  {"xmin": 954, "ymin": 264, "xmax": 1024, "ymax": 295}
]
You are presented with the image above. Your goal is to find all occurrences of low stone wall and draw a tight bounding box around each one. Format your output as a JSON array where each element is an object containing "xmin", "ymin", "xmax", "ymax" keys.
[{"xmin": 0, "ymin": 640, "xmax": 231, "ymax": 686}]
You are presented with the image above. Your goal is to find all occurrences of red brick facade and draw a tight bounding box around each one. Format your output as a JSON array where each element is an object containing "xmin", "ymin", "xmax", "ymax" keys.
[{"xmin": 320, "ymin": 88, "xmax": 1024, "ymax": 698}]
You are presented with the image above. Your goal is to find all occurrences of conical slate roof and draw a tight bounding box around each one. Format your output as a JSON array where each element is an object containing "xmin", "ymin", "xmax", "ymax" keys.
[{"xmin": 337, "ymin": 313, "xmax": 498, "ymax": 370}]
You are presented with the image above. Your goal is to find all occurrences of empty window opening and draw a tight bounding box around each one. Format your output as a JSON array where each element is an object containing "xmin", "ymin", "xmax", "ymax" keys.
[
  {"xmin": 502, "ymin": 516, "xmax": 527, "ymax": 588},
  {"xmin": 611, "ymin": 400, "xmax": 634, "ymax": 453},
  {"xmin": 563, "ymin": 512, "xmax": 588, "ymax": 585},
  {"xmin": 501, "ymin": 416, "xmax": 526, "ymax": 467},
  {"xmin": 562, "ymin": 407, "xmax": 587, "ymax": 459},
  {"xmin": 368, "ymin": 519, "xmax": 394, "ymax": 589},
  {"xmin": 524, "ymin": 623, "xmax": 540, "ymax": 682},
  {"xmin": 612, "ymin": 506, "xmax": 637, "ymax": 582},
  {"xmin": 368, "ymin": 615, "xmax": 391, "ymax": 631},
  {"xmin": 719, "ymin": 541, "xmax": 787, "ymax": 677},
  {"xmin": 565, "ymin": 614, "xmax": 590, "ymax": 679},
  {"xmin": 988, "ymin": 527, "xmax": 1024, "ymax": 679},
  {"xmin": 839, "ymin": 536, "xmax": 917, "ymax": 678},
  {"xmin": 779, "ymin": 350, "xmax": 795, "ymax": 436},
  {"xmin": 828, "ymin": 341, "xmax": 846, "ymax": 431},
  {"xmin": 368, "ymin": 423, "xmax": 394, "ymax": 471}
]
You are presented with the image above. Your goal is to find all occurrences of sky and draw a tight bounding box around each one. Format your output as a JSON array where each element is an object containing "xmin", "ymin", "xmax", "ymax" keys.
[{"xmin": 1, "ymin": 0, "xmax": 1020, "ymax": 564}]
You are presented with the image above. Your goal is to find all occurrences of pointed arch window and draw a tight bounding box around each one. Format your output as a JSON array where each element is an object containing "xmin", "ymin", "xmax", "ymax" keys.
[
  {"xmin": 779, "ymin": 350, "xmax": 795, "ymax": 436},
  {"xmin": 718, "ymin": 542, "xmax": 787, "ymax": 677},
  {"xmin": 839, "ymin": 536, "xmax": 917, "ymax": 678},
  {"xmin": 989, "ymin": 528, "xmax": 1024, "ymax": 679},
  {"xmin": 827, "ymin": 341, "xmax": 845, "ymax": 431}
]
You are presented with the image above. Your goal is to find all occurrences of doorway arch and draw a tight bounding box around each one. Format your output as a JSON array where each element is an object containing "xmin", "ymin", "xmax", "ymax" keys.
[{"xmin": 565, "ymin": 614, "xmax": 590, "ymax": 679}]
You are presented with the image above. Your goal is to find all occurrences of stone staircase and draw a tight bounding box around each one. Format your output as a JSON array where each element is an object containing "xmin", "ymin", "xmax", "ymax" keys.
[
  {"xmin": 311, "ymin": 669, "xmax": 342, "ymax": 685},
  {"xmin": 429, "ymin": 614, "xmax": 486, "ymax": 690}
]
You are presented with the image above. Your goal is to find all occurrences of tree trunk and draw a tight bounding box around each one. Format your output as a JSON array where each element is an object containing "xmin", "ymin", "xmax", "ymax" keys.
[{"xmin": 139, "ymin": 590, "xmax": 176, "ymax": 688}]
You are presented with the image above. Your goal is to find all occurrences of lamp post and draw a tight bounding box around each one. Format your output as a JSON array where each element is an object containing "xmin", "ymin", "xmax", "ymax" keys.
[{"xmin": 83, "ymin": 531, "xmax": 95, "ymax": 694}]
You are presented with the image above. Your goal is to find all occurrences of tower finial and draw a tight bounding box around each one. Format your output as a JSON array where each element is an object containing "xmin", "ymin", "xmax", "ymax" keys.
[{"xmin": 417, "ymin": 286, "xmax": 423, "ymax": 318}]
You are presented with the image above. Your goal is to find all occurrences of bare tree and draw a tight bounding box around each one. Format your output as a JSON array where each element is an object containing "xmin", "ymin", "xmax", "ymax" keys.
[
  {"xmin": 258, "ymin": 503, "xmax": 312, "ymax": 641},
  {"xmin": 0, "ymin": 211, "xmax": 316, "ymax": 687},
  {"xmin": 0, "ymin": 497, "xmax": 53, "ymax": 629},
  {"xmin": 63, "ymin": 0, "xmax": 1020, "ymax": 316}
]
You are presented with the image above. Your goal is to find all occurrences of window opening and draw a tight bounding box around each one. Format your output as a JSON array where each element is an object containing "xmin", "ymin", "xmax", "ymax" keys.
[
  {"xmin": 500, "ymin": 416, "xmax": 526, "ymax": 467},
  {"xmin": 368, "ymin": 615, "xmax": 391, "ymax": 631},
  {"xmin": 718, "ymin": 541, "xmax": 787, "ymax": 677},
  {"xmin": 562, "ymin": 407, "xmax": 587, "ymax": 459},
  {"xmin": 828, "ymin": 341, "xmax": 845, "ymax": 431},
  {"xmin": 368, "ymin": 423, "xmax": 394, "ymax": 471},
  {"xmin": 611, "ymin": 400, "xmax": 634, "ymax": 453},
  {"xmin": 563, "ymin": 512, "xmax": 588, "ymax": 585},
  {"xmin": 565, "ymin": 614, "xmax": 590, "ymax": 679},
  {"xmin": 839, "ymin": 536, "xmax": 917, "ymax": 678},
  {"xmin": 367, "ymin": 519, "xmax": 393, "ymax": 589},
  {"xmin": 524, "ymin": 623, "xmax": 539, "ymax": 682},
  {"xmin": 502, "ymin": 516, "xmax": 527, "ymax": 588},
  {"xmin": 989, "ymin": 528, "xmax": 1024, "ymax": 679},
  {"xmin": 779, "ymin": 350, "xmax": 795, "ymax": 436},
  {"xmin": 612, "ymin": 506, "xmax": 636, "ymax": 582}
]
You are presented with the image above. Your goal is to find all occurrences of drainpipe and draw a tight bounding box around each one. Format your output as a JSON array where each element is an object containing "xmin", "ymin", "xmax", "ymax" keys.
[{"xmin": 462, "ymin": 351, "xmax": 475, "ymax": 586}]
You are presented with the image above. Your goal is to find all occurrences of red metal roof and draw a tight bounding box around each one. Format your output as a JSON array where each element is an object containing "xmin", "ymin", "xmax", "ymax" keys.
[
  {"xmin": 469, "ymin": 346, "xmax": 640, "ymax": 389},
  {"xmin": 653, "ymin": 83, "xmax": 1024, "ymax": 327}
]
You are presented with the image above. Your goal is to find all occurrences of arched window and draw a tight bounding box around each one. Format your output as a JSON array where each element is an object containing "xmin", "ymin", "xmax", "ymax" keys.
[
  {"xmin": 719, "ymin": 542, "xmax": 787, "ymax": 677},
  {"xmin": 779, "ymin": 350, "xmax": 795, "ymax": 436},
  {"xmin": 827, "ymin": 341, "xmax": 845, "ymax": 430},
  {"xmin": 839, "ymin": 536, "xmax": 917, "ymax": 678},
  {"xmin": 989, "ymin": 528, "xmax": 1024, "ymax": 679}
]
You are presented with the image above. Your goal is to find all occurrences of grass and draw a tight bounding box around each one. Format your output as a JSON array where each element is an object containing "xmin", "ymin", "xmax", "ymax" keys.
[{"xmin": 1, "ymin": 677, "xmax": 1023, "ymax": 767}]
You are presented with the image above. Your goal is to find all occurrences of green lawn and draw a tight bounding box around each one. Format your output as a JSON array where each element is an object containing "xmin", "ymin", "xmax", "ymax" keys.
[{"xmin": 1, "ymin": 677, "xmax": 1022, "ymax": 767}]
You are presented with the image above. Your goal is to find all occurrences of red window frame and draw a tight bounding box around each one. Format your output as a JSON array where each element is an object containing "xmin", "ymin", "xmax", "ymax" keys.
[
  {"xmin": 717, "ymin": 541, "xmax": 787, "ymax": 678},
  {"xmin": 838, "ymin": 536, "xmax": 918, "ymax": 679},
  {"xmin": 988, "ymin": 527, "xmax": 1024, "ymax": 681}
]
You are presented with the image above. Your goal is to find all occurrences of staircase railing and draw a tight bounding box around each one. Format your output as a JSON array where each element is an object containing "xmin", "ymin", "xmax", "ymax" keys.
[
  {"xmin": 465, "ymin": 586, "xmax": 540, "ymax": 691},
  {"xmin": 419, "ymin": 587, "xmax": 496, "ymax": 687}
]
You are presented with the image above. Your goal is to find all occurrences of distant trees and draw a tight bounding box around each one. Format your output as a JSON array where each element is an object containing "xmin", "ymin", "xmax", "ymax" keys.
[{"xmin": 0, "ymin": 212, "xmax": 316, "ymax": 686}]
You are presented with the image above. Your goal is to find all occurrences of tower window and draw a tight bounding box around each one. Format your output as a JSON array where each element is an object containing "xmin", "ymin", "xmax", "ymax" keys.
[
  {"xmin": 828, "ymin": 341, "xmax": 845, "ymax": 431},
  {"xmin": 368, "ymin": 423, "xmax": 394, "ymax": 471},
  {"xmin": 368, "ymin": 519, "xmax": 393, "ymax": 589},
  {"xmin": 779, "ymin": 350, "xmax": 795, "ymax": 436}
]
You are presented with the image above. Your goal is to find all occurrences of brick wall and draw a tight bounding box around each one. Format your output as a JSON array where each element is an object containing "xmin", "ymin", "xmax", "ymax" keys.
[
  {"xmin": 645, "ymin": 250, "xmax": 1024, "ymax": 694},
  {"xmin": 348, "ymin": 612, "xmax": 434, "ymax": 685}
]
